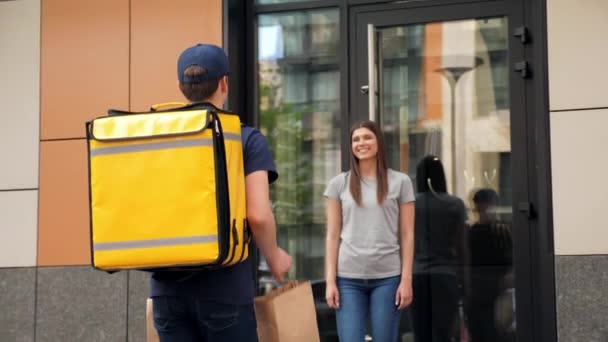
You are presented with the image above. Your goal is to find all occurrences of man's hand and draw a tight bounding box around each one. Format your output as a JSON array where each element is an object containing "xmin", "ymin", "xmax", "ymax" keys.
[{"xmin": 266, "ymin": 247, "xmax": 292, "ymax": 283}]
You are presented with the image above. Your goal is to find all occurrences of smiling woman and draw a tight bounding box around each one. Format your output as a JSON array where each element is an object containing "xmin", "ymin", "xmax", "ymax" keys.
[
  {"xmin": 324, "ymin": 120, "xmax": 416, "ymax": 342},
  {"xmin": 348, "ymin": 121, "xmax": 388, "ymax": 206},
  {"xmin": 351, "ymin": 127, "xmax": 378, "ymax": 161}
]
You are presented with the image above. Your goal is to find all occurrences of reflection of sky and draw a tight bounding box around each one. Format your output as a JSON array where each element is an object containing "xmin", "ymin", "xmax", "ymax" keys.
[{"xmin": 258, "ymin": 25, "xmax": 284, "ymax": 61}]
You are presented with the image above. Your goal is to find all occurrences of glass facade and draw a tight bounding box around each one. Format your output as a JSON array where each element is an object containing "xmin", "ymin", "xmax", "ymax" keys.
[
  {"xmin": 369, "ymin": 17, "xmax": 515, "ymax": 341},
  {"xmin": 253, "ymin": 2, "xmax": 530, "ymax": 340},
  {"xmin": 376, "ymin": 18, "xmax": 511, "ymax": 206},
  {"xmin": 256, "ymin": 9, "xmax": 341, "ymax": 287}
]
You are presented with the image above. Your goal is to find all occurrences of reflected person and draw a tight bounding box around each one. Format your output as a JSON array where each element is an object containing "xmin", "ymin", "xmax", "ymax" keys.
[
  {"xmin": 411, "ymin": 155, "xmax": 467, "ymax": 342},
  {"xmin": 466, "ymin": 188, "xmax": 514, "ymax": 342}
]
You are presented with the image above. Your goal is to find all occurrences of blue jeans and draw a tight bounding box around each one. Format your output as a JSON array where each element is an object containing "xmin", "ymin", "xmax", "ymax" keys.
[
  {"xmin": 336, "ymin": 275, "xmax": 402, "ymax": 342},
  {"xmin": 152, "ymin": 296, "xmax": 257, "ymax": 342}
]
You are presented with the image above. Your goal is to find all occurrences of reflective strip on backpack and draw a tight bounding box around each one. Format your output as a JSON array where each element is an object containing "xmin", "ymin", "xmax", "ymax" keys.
[
  {"xmin": 90, "ymin": 135, "xmax": 241, "ymax": 157},
  {"xmin": 93, "ymin": 235, "xmax": 218, "ymax": 251}
]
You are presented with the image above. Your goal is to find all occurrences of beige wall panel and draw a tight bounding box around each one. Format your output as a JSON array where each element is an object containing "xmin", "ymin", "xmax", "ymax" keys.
[
  {"xmin": 547, "ymin": 0, "xmax": 608, "ymax": 110},
  {"xmin": 130, "ymin": 0, "xmax": 222, "ymax": 111},
  {"xmin": 0, "ymin": 190, "xmax": 38, "ymax": 267},
  {"xmin": 0, "ymin": 0, "xmax": 40, "ymax": 190},
  {"xmin": 551, "ymin": 109, "xmax": 608, "ymax": 255},
  {"xmin": 40, "ymin": 0, "xmax": 129, "ymax": 140},
  {"xmin": 38, "ymin": 140, "xmax": 90, "ymax": 266}
]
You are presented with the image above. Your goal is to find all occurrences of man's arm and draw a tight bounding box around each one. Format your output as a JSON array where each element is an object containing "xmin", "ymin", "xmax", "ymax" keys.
[{"xmin": 245, "ymin": 170, "xmax": 291, "ymax": 282}]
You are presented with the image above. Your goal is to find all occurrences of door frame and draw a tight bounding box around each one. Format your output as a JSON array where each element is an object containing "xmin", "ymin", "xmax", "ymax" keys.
[
  {"xmin": 227, "ymin": 0, "xmax": 555, "ymax": 340},
  {"xmin": 347, "ymin": 1, "xmax": 556, "ymax": 341}
]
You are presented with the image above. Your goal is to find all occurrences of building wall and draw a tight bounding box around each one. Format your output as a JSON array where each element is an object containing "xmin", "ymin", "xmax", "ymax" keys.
[
  {"xmin": 0, "ymin": 1, "xmax": 40, "ymax": 340},
  {"xmin": 0, "ymin": 0, "xmax": 222, "ymax": 341},
  {"xmin": 548, "ymin": 0, "xmax": 608, "ymax": 341},
  {"xmin": 3, "ymin": 0, "xmax": 608, "ymax": 341}
]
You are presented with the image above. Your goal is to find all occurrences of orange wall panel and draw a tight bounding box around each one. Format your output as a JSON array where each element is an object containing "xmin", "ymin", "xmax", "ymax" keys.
[
  {"xmin": 37, "ymin": 0, "xmax": 223, "ymax": 266},
  {"xmin": 422, "ymin": 23, "xmax": 444, "ymax": 122},
  {"xmin": 41, "ymin": 0, "xmax": 129, "ymax": 140},
  {"xmin": 38, "ymin": 140, "xmax": 90, "ymax": 266},
  {"xmin": 130, "ymin": 0, "xmax": 222, "ymax": 111}
]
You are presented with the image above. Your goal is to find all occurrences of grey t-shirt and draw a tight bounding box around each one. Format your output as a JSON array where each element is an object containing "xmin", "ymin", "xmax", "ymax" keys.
[{"xmin": 323, "ymin": 169, "xmax": 415, "ymax": 279}]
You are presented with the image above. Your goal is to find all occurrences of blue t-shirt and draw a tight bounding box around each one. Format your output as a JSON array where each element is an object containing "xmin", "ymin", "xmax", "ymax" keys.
[{"xmin": 149, "ymin": 126, "xmax": 278, "ymax": 305}]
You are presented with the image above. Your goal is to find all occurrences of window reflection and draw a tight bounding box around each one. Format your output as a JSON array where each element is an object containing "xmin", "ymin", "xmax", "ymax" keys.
[
  {"xmin": 257, "ymin": 9, "xmax": 341, "ymax": 288},
  {"xmin": 376, "ymin": 18, "xmax": 516, "ymax": 341}
]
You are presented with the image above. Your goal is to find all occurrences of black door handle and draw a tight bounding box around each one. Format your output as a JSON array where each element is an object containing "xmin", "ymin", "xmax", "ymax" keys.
[{"xmin": 518, "ymin": 202, "xmax": 536, "ymax": 220}]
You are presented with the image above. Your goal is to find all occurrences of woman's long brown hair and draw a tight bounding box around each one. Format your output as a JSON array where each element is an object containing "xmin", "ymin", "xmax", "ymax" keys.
[{"xmin": 349, "ymin": 120, "xmax": 389, "ymax": 206}]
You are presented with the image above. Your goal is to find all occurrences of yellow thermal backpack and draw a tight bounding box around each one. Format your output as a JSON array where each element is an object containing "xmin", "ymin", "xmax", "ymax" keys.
[{"xmin": 85, "ymin": 102, "xmax": 249, "ymax": 272}]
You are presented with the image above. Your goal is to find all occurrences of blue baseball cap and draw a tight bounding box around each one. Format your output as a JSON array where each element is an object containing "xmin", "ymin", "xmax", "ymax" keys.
[{"xmin": 177, "ymin": 44, "xmax": 229, "ymax": 84}]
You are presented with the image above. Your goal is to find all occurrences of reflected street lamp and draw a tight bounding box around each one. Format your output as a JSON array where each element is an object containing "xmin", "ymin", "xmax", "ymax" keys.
[{"xmin": 435, "ymin": 56, "xmax": 484, "ymax": 194}]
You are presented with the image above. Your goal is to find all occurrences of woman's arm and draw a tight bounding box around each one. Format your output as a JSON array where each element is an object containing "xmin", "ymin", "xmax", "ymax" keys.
[
  {"xmin": 400, "ymin": 202, "xmax": 415, "ymax": 279},
  {"xmin": 396, "ymin": 201, "xmax": 415, "ymax": 309},
  {"xmin": 325, "ymin": 198, "xmax": 342, "ymax": 308}
]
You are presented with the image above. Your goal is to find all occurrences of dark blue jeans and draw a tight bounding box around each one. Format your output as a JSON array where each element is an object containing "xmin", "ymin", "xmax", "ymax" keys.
[
  {"xmin": 152, "ymin": 296, "xmax": 257, "ymax": 342},
  {"xmin": 335, "ymin": 275, "xmax": 402, "ymax": 342}
]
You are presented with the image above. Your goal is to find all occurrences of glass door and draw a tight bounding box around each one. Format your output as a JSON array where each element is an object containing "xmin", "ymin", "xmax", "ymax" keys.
[{"xmin": 351, "ymin": 2, "xmax": 530, "ymax": 341}]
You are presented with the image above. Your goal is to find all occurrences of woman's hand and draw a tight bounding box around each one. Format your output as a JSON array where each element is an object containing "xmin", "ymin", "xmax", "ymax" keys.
[
  {"xmin": 395, "ymin": 279, "xmax": 413, "ymax": 310},
  {"xmin": 325, "ymin": 282, "xmax": 340, "ymax": 309}
]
